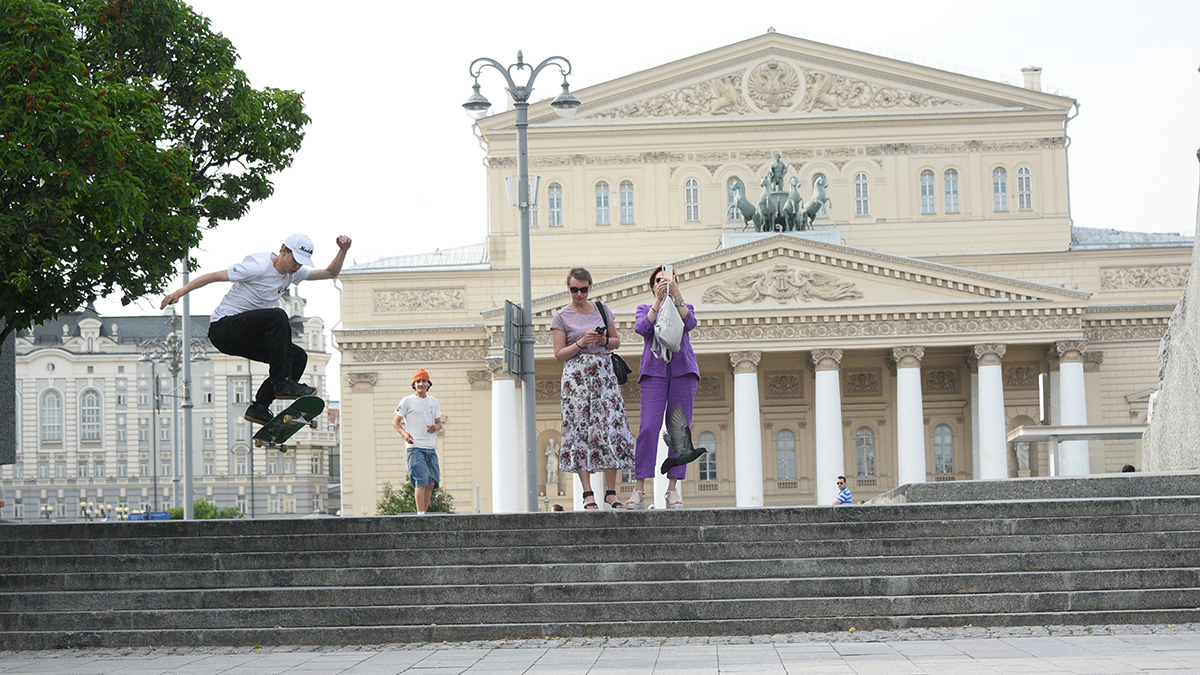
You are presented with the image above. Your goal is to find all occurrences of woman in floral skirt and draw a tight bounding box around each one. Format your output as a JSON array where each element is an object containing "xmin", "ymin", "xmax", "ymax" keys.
[{"xmin": 550, "ymin": 267, "xmax": 636, "ymax": 510}]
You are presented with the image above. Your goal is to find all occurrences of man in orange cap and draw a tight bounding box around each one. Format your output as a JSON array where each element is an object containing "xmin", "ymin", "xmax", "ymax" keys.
[{"xmin": 392, "ymin": 368, "xmax": 443, "ymax": 514}]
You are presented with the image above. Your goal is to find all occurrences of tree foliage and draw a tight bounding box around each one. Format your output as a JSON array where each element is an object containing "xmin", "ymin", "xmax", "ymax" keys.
[
  {"xmin": 376, "ymin": 480, "xmax": 456, "ymax": 515},
  {"xmin": 0, "ymin": 0, "xmax": 310, "ymax": 349}
]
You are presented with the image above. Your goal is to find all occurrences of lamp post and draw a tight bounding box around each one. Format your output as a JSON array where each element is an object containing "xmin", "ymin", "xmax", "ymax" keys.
[
  {"xmin": 464, "ymin": 52, "xmax": 581, "ymax": 512},
  {"xmin": 140, "ymin": 313, "xmax": 209, "ymax": 519},
  {"xmin": 40, "ymin": 504, "xmax": 53, "ymax": 521}
]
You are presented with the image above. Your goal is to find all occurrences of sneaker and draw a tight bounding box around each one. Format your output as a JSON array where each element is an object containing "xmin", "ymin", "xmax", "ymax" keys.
[
  {"xmin": 244, "ymin": 403, "xmax": 273, "ymax": 425},
  {"xmin": 274, "ymin": 379, "xmax": 317, "ymax": 400},
  {"xmin": 665, "ymin": 490, "xmax": 685, "ymax": 509},
  {"xmin": 624, "ymin": 490, "xmax": 648, "ymax": 510}
]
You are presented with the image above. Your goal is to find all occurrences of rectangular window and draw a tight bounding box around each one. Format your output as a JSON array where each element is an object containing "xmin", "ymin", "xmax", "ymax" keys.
[
  {"xmin": 116, "ymin": 393, "xmax": 126, "ymax": 407},
  {"xmin": 55, "ymin": 462, "xmax": 67, "ymax": 478},
  {"xmin": 548, "ymin": 184, "xmax": 564, "ymax": 228},
  {"xmin": 619, "ymin": 182, "xmax": 634, "ymax": 224},
  {"xmin": 920, "ymin": 171, "xmax": 935, "ymax": 215},
  {"xmin": 311, "ymin": 455, "xmax": 322, "ymax": 475},
  {"xmin": 595, "ymin": 183, "xmax": 611, "ymax": 225},
  {"xmin": 140, "ymin": 458, "xmax": 150, "ymax": 476},
  {"xmin": 95, "ymin": 461, "xmax": 106, "ymax": 478},
  {"xmin": 38, "ymin": 463, "xmax": 49, "ymax": 479},
  {"xmin": 117, "ymin": 460, "xmax": 128, "ymax": 477},
  {"xmin": 203, "ymin": 392, "xmax": 213, "ymax": 404},
  {"xmin": 204, "ymin": 458, "xmax": 215, "ymax": 476},
  {"xmin": 944, "ymin": 170, "xmax": 960, "ymax": 213}
]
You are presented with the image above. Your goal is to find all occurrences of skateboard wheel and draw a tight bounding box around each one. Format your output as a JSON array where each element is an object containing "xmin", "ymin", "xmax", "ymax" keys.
[
  {"xmin": 310, "ymin": 420, "xmax": 318, "ymax": 429},
  {"xmin": 280, "ymin": 445, "xmax": 289, "ymax": 453},
  {"xmin": 254, "ymin": 439, "xmax": 263, "ymax": 448},
  {"xmin": 282, "ymin": 415, "xmax": 293, "ymax": 424}
]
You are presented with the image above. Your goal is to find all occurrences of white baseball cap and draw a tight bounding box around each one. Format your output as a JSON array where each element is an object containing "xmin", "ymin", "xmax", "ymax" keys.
[{"xmin": 283, "ymin": 233, "xmax": 315, "ymax": 266}]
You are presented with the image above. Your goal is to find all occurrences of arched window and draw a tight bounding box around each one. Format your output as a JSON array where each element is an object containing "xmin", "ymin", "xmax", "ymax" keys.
[
  {"xmin": 993, "ymin": 167, "xmax": 1008, "ymax": 212},
  {"xmin": 855, "ymin": 427, "xmax": 876, "ymax": 477},
  {"xmin": 40, "ymin": 390, "xmax": 62, "ymax": 446},
  {"xmin": 813, "ymin": 174, "xmax": 829, "ymax": 218},
  {"xmin": 548, "ymin": 183, "xmax": 564, "ymax": 227},
  {"xmin": 934, "ymin": 425, "xmax": 954, "ymax": 475},
  {"xmin": 697, "ymin": 431, "xmax": 718, "ymax": 481},
  {"xmin": 1017, "ymin": 166, "xmax": 1033, "ymax": 211},
  {"xmin": 684, "ymin": 178, "xmax": 701, "ymax": 222},
  {"xmin": 619, "ymin": 181, "xmax": 634, "ymax": 224},
  {"xmin": 727, "ymin": 177, "xmax": 741, "ymax": 221},
  {"xmin": 920, "ymin": 170, "xmax": 935, "ymax": 215},
  {"xmin": 80, "ymin": 389, "xmax": 102, "ymax": 443},
  {"xmin": 854, "ymin": 172, "xmax": 870, "ymax": 216},
  {"xmin": 776, "ymin": 429, "xmax": 797, "ymax": 480},
  {"xmin": 595, "ymin": 181, "xmax": 611, "ymax": 225},
  {"xmin": 944, "ymin": 169, "xmax": 960, "ymax": 213}
]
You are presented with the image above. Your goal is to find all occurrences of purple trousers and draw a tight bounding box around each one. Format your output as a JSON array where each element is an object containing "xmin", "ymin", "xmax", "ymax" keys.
[{"xmin": 635, "ymin": 374, "xmax": 699, "ymax": 480}]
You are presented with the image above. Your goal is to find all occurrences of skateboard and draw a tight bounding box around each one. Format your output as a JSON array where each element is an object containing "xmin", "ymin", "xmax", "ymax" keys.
[{"xmin": 252, "ymin": 396, "xmax": 325, "ymax": 452}]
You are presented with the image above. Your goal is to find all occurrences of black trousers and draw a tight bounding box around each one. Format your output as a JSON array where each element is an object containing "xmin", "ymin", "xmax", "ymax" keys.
[{"xmin": 208, "ymin": 308, "xmax": 307, "ymax": 406}]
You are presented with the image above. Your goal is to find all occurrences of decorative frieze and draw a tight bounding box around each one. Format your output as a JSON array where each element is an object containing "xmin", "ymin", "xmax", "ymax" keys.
[
  {"xmin": 924, "ymin": 368, "xmax": 960, "ymax": 394},
  {"xmin": 844, "ymin": 369, "xmax": 881, "ymax": 396},
  {"xmin": 1083, "ymin": 322, "xmax": 1168, "ymax": 342},
  {"xmin": 592, "ymin": 72, "xmax": 751, "ymax": 119},
  {"xmin": 349, "ymin": 347, "xmax": 489, "ymax": 363},
  {"xmin": 346, "ymin": 372, "xmax": 378, "ymax": 394},
  {"xmin": 729, "ymin": 351, "xmax": 761, "ymax": 375},
  {"xmin": 374, "ymin": 289, "xmax": 464, "ymax": 313},
  {"xmin": 972, "ymin": 343, "xmax": 1007, "ymax": 367},
  {"xmin": 890, "ymin": 346, "xmax": 925, "ymax": 369},
  {"xmin": 765, "ymin": 373, "xmax": 803, "ymax": 398},
  {"xmin": 1100, "ymin": 266, "xmax": 1190, "ymax": 290},
  {"xmin": 811, "ymin": 349, "xmax": 843, "ymax": 372},
  {"xmin": 535, "ymin": 380, "xmax": 559, "ymax": 402},
  {"xmin": 800, "ymin": 69, "xmax": 963, "ymax": 113},
  {"xmin": 701, "ymin": 264, "xmax": 863, "ymax": 304},
  {"xmin": 747, "ymin": 59, "xmax": 801, "ymax": 112},
  {"xmin": 689, "ymin": 314, "xmax": 1078, "ymax": 343},
  {"xmin": 1003, "ymin": 363, "xmax": 1040, "ymax": 389}
]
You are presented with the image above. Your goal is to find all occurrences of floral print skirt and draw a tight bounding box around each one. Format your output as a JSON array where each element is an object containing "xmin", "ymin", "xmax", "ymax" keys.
[{"xmin": 559, "ymin": 353, "xmax": 636, "ymax": 473}]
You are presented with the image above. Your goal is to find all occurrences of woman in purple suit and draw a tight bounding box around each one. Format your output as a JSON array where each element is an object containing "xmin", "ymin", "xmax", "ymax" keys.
[{"xmin": 624, "ymin": 265, "xmax": 699, "ymax": 509}]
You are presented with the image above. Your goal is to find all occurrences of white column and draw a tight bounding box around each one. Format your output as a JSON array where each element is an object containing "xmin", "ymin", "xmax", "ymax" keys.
[
  {"xmin": 1056, "ymin": 340, "xmax": 1091, "ymax": 475},
  {"xmin": 970, "ymin": 368, "xmax": 981, "ymax": 479},
  {"xmin": 490, "ymin": 359, "xmax": 522, "ymax": 513},
  {"xmin": 893, "ymin": 346, "xmax": 927, "ymax": 486},
  {"xmin": 731, "ymin": 351, "xmax": 764, "ymax": 508},
  {"xmin": 974, "ymin": 343, "xmax": 1008, "ymax": 480},
  {"xmin": 813, "ymin": 349, "xmax": 845, "ymax": 505}
]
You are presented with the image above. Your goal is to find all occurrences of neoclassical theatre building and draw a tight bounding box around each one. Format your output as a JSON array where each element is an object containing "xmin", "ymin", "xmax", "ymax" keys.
[{"xmin": 335, "ymin": 32, "xmax": 1190, "ymax": 514}]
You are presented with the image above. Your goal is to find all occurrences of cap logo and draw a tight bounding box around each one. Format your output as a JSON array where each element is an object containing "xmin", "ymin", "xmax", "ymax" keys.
[{"xmin": 300, "ymin": 246, "xmax": 313, "ymax": 254}]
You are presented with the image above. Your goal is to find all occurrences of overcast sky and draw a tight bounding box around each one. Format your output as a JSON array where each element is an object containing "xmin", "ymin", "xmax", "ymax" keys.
[{"xmin": 96, "ymin": 0, "xmax": 1200, "ymax": 401}]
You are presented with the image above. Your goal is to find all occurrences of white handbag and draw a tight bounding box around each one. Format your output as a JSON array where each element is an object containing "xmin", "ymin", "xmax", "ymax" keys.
[{"xmin": 652, "ymin": 299, "xmax": 685, "ymax": 363}]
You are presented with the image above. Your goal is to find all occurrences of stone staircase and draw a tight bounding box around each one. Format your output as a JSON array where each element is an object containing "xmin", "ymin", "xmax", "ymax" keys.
[{"xmin": 3, "ymin": 475, "xmax": 1199, "ymax": 649}]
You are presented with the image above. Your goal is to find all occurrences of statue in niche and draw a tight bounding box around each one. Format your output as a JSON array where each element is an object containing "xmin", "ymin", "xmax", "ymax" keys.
[
  {"xmin": 1015, "ymin": 441, "xmax": 1031, "ymax": 473},
  {"xmin": 544, "ymin": 438, "xmax": 559, "ymax": 485}
]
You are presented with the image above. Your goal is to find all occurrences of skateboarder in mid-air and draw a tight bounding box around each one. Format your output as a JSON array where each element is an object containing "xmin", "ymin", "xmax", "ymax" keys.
[{"xmin": 161, "ymin": 233, "xmax": 352, "ymax": 425}]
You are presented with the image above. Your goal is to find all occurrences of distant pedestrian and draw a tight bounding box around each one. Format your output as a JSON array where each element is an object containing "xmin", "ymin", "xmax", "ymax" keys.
[
  {"xmin": 833, "ymin": 476, "xmax": 853, "ymax": 505},
  {"xmin": 1121, "ymin": 464, "xmax": 1136, "ymax": 472},
  {"xmin": 393, "ymin": 368, "xmax": 443, "ymax": 515}
]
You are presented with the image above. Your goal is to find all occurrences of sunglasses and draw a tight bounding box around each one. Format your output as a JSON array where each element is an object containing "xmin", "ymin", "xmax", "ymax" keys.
[
  {"xmin": 837, "ymin": 481, "xmax": 845, "ymax": 485},
  {"xmin": 568, "ymin": 285, "xmax": 590, "ymax": 294}
]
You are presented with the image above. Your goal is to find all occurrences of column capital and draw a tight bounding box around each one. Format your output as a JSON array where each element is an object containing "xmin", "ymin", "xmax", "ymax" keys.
[
  {"xmin": 730, "ymin": 351, "xmax": 762, "ymax": 374},
  {"xmin": 890, "ymin": 346, "xmax": 925, "ymax": 369},
  {"xmin": 811, "ymin": 349, "xmax": 844, "ymax": 372},
  {"xmin": 1083, "ymin": 350, "xmax": 1104, "ymax": 373},
  {"xmin": 486, "ymin": 357, "xmax": 509, "ymax": 380},
  {"xmin": 1054, "ymin": 340, "xmax": 1088, "ymax": 363},
  {"xmin": 346, "ymin": 371, "xmax": 378, "ymax": 393},
  {"xmin": 467, "ymin": 369, "xmax": 491, "ymax": 390},
  {"xmin": 971, "ymin": 343, "xmax": 1006, "ymax": 367}
]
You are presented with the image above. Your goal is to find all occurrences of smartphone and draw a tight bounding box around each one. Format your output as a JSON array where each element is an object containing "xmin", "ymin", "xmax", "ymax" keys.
[
  {"xmin": 596, "ymin": 325, "xmax": 607, "ymax": 336},
  {"xmin": 663, "ymin": 264, "xmax": 673, "ymax": 280}
]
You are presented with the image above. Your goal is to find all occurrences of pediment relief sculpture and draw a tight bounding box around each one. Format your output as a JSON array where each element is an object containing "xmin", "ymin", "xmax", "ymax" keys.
[
  {"xmin": 701, "ymin": 264, "xmax": 863, "ymax": 304},
  {"xmin": 589, "ymin": 57, "xmax": 965, "ymax": 119}
]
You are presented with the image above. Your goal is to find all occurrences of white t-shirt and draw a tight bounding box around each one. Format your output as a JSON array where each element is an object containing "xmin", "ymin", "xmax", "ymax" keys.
[
  {"xmin": 211, "ymin": 252, "xmax": 312, "ymax": 322},
  {"xmin": 395, "ymin": 394, "xmax": 442, "ymax": 449}
]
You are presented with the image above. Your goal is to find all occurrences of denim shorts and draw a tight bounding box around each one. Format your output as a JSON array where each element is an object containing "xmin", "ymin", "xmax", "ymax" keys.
[{"xmin": 406, "ymin": 447, "xmax": 440, "ymax": 487}]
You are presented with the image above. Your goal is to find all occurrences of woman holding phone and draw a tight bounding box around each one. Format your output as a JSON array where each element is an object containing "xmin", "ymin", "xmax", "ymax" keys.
[
  {"xmin": 550, "ymin": 267, "xmax": 636, "ymax": 510},
  {"xmin": 625, "ymin": 264, "xmax": 699, "ymax": 509}
]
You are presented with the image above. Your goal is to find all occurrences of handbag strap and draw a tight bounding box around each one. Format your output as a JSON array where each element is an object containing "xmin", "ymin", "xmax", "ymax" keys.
[{"xmin": 594, "ymin": 301, "xmax": 613, "ymax": 353}]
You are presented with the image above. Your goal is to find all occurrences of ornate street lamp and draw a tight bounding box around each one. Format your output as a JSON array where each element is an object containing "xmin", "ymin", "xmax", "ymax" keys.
[{"xmin": 465, "ymin": 52, "xmax": 580, "ymax": 512}]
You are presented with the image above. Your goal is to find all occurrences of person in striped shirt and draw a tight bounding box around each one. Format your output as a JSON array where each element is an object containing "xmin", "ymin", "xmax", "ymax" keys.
[{"xmin": 833, "ymin": 476, "xmax": 853, "ymax": 505}]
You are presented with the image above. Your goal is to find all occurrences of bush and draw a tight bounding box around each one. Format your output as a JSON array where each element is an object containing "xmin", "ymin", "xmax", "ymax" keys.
[
  {"xmin": 376, "ymin": 479, "xmax": 454, "ymax": 514},
  {"xmin": 168, "ymin": 500, "xmax": 244, "ymax": 519}
]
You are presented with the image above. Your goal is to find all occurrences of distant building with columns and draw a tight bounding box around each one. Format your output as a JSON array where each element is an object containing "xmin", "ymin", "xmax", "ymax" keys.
[{"xmin": 335, "ymin": 33, "xmax": 1190, "ymax": 514}]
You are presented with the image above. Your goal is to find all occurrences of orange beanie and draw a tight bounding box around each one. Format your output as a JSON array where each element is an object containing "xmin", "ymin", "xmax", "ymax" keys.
[{"xmin": 412, "ymin": 368, "xmax": 431, "ymax": 384}]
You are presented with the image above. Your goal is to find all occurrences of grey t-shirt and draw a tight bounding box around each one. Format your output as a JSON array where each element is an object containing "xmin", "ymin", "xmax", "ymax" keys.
[{"xmin": 551, "ymin": 304, "xmax": 613, "ymax": 355}]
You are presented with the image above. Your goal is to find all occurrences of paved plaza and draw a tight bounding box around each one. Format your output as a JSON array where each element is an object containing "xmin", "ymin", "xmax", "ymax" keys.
[{"xmin": 2, "ymin": 623, "xmax": 1199, "ymax": 674}]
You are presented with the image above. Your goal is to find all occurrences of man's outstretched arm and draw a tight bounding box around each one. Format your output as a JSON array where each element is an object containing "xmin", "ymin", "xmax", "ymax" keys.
[
  {"xmin": 160, "ymin": 270, "xmax": 230, "ymax": 309},
  {"xmin": 308, "ymin": 235, "xmax": 353, "ymax": 281}
]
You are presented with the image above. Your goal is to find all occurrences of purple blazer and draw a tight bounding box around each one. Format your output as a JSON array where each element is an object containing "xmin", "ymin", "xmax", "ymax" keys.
[{"xmin": 634, "ymin": 303, "xmax": 699, "ymax": 381}]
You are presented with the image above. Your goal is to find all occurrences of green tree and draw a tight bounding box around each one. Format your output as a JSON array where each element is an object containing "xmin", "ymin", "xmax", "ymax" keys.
[
  {"xmin": 376, "ymin": 480, "xmax": 456, "ymax": 515},
  {"xmin": 0, "ymin": 0, "xmax": 309, "ymax": 349}
]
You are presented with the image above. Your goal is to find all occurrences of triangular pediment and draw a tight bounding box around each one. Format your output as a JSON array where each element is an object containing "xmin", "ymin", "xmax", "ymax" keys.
[
  {"xmin": 481, "ymin": 32, "xmax": 1073, "ymax": 129},
  {"xmin": 532, "ymin": 234, "xmax": 1089, "ymax": 319}
]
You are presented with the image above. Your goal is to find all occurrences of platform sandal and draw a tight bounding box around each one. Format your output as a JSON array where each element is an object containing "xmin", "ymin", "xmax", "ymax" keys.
[{"xmin": 581, "ymin": 490, "xmax": 598, "ymax": 510}]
